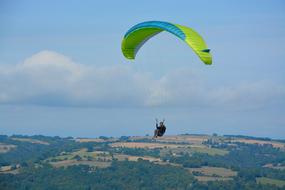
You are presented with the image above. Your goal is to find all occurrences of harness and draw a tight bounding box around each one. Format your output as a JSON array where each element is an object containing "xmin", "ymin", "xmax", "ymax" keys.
[{"xmin": 157, "ymin": 126, "xmax": 166, "ymax": 136}]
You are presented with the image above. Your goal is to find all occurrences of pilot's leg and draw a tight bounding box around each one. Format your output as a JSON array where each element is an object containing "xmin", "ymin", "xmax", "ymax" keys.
[{"xmin": 153, "ymin": 129, "xmax": 158, "ymax": 138}]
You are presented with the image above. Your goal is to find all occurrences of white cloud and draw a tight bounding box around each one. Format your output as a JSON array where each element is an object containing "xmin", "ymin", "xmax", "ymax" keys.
[
  {"xmin": 0, "ymin": 51, "xmax": 150, "ymax": 106},
  {"xmin": 209, "ymin": 81, "xmax": 285, "ymax": 109},
  {"xmin": 0, "ymin": 50, "xmax": 284, "ymax": 109}
]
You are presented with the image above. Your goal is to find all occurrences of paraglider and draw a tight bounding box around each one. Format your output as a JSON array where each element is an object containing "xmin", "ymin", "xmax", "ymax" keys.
[
  {"xmin": 153, "ymin": 118, "xmax": 166, "ymax": 138},
  {"xmin": 121, "ymin": 21, "xmax": 212, "ymax": 138},
  {"xmin": 121, "ymin": 21, "xmax": 212, "ymax": 65}
]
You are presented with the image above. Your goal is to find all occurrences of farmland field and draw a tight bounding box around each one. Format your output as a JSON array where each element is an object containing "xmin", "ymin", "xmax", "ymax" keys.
[
  {"xmin": 195, "ymin": 176, "xmax": 233, "ymax": 182},
  {"xmin": 0, "ymin": 143, "xmax": 16, "ymax": 153},
  {"xmin": 256, "ymin": 177, "xmax": 285, "ymax": 187},
  {"xmin": 11, "ymin": 138, "xmax": 50, "ymax": 145},
  {"xmin": 130, "ymin": 135, "xmax": 209, "ymax": 144},
  {"xmin": 110, "ymin": 142, "xmax": 185, "ymax": 149},
  {"xmin": 188, "ymin": 166, "xmax": 237, "ymax": 177},
  {"xmin": 50, "ymin": 160, "xmax": 111, "ymax": 168}
]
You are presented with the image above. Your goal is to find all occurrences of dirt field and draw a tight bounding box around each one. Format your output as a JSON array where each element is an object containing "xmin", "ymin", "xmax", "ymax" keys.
[
  {"xmin": 0, "ymin": 166, "xmax": 13, "ymax": 172},
  {"xmin": 75, "ymin": 138, "xmax": 118, "ymax": 143},
  {"xmin": 0, "ymin": 143, "xmax": 16, "ymax": 153},
  {"xmin": 130, "ymin": 135, "xmax": 209, "ymax": 144},
  {"xmin": 50, "ymin": 160, "xmax": 111, "ymax": 168},
  {"xmin": 11, "ymin": 138, "xmax": 50, "ymax": 145},
  {"xmin": 0, "ymin": 165, "xmax": 21, "ymax": 174},
  {"xmin": 110, "ymin": 142, "xmax": 189, "ymax": 149},
  {"xmin": 263, "ymin": 163, "xmax": 285, "ymax": 170},
  {"xmin": 188, "ymin": 166, "xmax": 237, "ymax": 177},
  {"xmin": 156, "ymin": 135, "xmax": 209, "ymax": 144}
]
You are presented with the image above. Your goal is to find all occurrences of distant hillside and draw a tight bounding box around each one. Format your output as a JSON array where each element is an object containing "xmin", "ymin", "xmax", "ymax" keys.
[{"xmin": 1, "ymin": 134, "xmax": 285, "ymax": 190}]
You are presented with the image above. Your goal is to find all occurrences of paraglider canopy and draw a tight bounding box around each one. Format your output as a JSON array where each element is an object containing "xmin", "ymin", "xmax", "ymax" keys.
[{"xmin": 121, "ymin": 21, "xmax": 212, "ymax": 65}]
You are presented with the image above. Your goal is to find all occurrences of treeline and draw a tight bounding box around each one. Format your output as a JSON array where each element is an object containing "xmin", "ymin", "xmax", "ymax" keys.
[
  {"xmin": 223, "ymin": 134, "xmax": 271, "ymax": 141},
  {"xmin": 0, "ymin": 160, "xmax": 195, "ymax": 190},
  {"xmin": 1, "ymin": 160, "xmax": 283, "ymax": 190},
  {"xmin": 192, "ymin": 178, "xmax": 283, "ymax": 190}
]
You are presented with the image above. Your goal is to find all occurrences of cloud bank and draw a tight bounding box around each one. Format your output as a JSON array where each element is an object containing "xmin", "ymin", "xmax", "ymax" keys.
[{"xmin": 0, "ymin": 50, "xmax": 284, "ymax": 109}]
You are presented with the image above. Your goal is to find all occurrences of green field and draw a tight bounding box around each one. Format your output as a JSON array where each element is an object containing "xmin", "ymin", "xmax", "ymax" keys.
[
  {"xmin": 161, "ymin": 145, "xmax": 228, "ymax": 157},
  {"xmin": 188, "ymin": 166, "xmax": 237, "ymax": 181},
  {"xmin": 195, "ymin": 176, "xmax": 233, "ymax": 182},
  {"xmin": 256, "ymin": 177, "xmax": 285, "ymax": 187},
  {"xmin": 189, "ymin": 146, "xmax": 228, "ymax": 156},
  {"xmin": 188, "ymin": 166, "xmax": 237, "ymax": 177}
]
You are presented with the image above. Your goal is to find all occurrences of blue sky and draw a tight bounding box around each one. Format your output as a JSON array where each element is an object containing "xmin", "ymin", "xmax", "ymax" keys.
[{"xmin": 0, "ymin": 0, "xmax": 284, "ymax": 138}]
